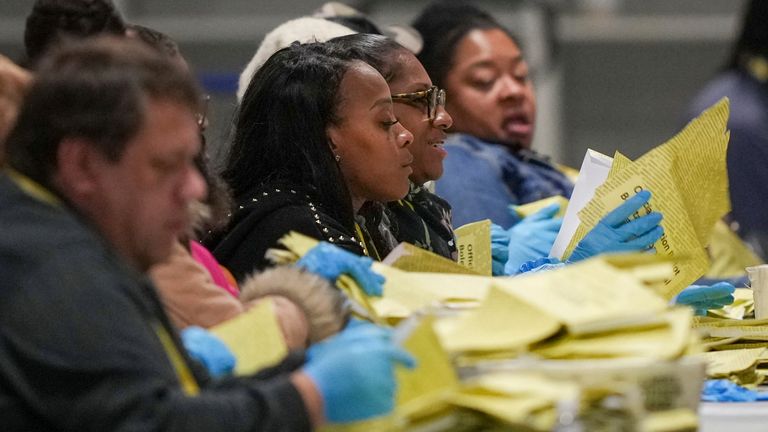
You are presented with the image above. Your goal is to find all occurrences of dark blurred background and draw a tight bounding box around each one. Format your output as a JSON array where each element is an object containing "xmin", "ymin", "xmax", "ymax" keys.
[{"xmin": 0, "ymin": 0, "xmax": 747, "ymax": 167}]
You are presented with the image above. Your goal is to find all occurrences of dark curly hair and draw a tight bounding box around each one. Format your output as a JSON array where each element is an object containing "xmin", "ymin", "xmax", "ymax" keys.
[
  {"xmin": 127, "ymin": 23, "xmax": 181, "ymax": 59},
  {"xmin": 327, "ymin": 33, "xmax": 409, "ymax": 84},
  {"xmin": 24, "ymin": 0, "xmax": 126, "ymax": 67},
  {"xmin": 412, "ymin": 0, "xmax": 518, "ymax": 89}
]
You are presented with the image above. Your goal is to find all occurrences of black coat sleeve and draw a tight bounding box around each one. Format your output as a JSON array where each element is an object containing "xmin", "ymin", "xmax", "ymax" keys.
[
  {"xmin": 215, "ymin": 204, "xmax": 364, "ymax": 281},
  {"xmin": 0, "ymin": 250, "xmax": 311, "ymax": 432}
]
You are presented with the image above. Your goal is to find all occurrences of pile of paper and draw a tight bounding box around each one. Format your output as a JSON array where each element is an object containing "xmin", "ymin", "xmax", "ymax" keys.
[
  {"xmin": 682, "ymin": 288, "xmax": 768, "ymax": 387},
  {"xmin": 430, "ymin": 258, "xmax": 703, "ymax": 371},
  {"xmin": 694, "ymin": 288, "xmax": 768, "ymax": 356},
  {"xmin": 695, "ymin": 347, "xmax": 768, "ymax": 387},
  {"xmin": 322, "ymin": 311, "xmax": 702, "ymax": 432},
  {"xmin": 279, "ymin": 232, "xmax": 701, "ymax": 430},
  {"xmin": 696, "ymin": 315, "xmax": 768, "ymax": 348}
]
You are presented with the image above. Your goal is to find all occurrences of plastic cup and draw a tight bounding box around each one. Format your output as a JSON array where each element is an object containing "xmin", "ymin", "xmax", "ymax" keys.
[{"xmin": 746, "ymin": 264, "xmax": 768, "ymax": 319}]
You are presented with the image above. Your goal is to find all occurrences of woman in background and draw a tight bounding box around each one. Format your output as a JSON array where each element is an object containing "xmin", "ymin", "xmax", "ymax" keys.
[{"xmin": 413, "ymin": 1, "xmax": 574, "ymax": 229}]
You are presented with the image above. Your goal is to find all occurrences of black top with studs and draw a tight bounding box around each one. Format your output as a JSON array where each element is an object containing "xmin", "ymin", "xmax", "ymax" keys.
[{"xmin": 203, "ymin": 182, "xmax": 365, "ymax": 282}]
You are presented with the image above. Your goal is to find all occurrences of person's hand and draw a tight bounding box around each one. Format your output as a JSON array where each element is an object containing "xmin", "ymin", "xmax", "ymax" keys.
[
  {"xmin": 674, "ymin": 282, "xmax": 735, "ymax": 316},
  {"xmin": 569, "ymin": 190, "xmax": 664, "ymax": 262},
  {"xmin": 302, "ymin": 322, "xmax": 415, "ymax": 423},
  {"xmin": 180, "ymin": 326, "xmax": 236, "ymax": 378},
  {"xmin": 491, "ymin": 204, "xmax": 562, "ymax": 275},
  {"xmin": 297, "ymin": 242, "xmax": 385, "ymax": 297},
  {"xmin": 503, "ymin": 204, "xmax": 562, "ymax": 275}
]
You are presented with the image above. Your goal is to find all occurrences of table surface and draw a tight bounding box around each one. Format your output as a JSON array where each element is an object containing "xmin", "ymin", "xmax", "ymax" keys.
[{"xmin": 699, "ymin": 402, "xmax": 768, "ymax": 432}]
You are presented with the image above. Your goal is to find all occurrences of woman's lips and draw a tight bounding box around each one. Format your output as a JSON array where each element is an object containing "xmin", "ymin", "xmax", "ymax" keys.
[
  {"xmin": 503, "ymin": 115, "xmax": 532, "ymax": 137},
  {"xmin": 430, "ymin": 140, "xmax": 448, "ymax": 157}
]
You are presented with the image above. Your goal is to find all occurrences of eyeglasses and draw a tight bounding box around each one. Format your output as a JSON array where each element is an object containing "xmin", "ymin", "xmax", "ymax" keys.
[{"xmin": 391, "ymin": 85, "xmax": 446, "ymax": 120}]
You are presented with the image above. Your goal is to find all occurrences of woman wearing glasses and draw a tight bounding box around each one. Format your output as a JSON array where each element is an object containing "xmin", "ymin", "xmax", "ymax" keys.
[
  {"xmin": 206, "ymin": 41, "xmax": 413, "ymax": 279},
  {"xmin": 328, "ymin": 33, "xmax": 458, "ymax": 260}
]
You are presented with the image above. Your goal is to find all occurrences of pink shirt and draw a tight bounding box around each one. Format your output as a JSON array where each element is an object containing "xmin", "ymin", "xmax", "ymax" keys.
[{"xmin": 190, "ymin": 241, "xmax": 239, "ymax": 298}]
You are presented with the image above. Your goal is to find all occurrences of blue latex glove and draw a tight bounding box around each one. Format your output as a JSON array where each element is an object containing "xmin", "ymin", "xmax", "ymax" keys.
[
  {"xmin": 701, "ymin": 379, "xmax": 768, "ymax": 402},
  {"xmin": 674, "ymin": 282, "xmax": 735, "ymax": 316},
  {"xmin": 490, "ymin": 204, "xmax": 562, "ymax": 276},
  {"xmin": 569, "ymin": 190, "xmax": 664, "ymax": 262},
  {"xmin": 504, "ymin": 203, "xmax": 562, "ymax": 275},
  {"xmin": 518, "ymin": 257, "xmax": 565, "ymax": 274},
  {"xmin": 297, "ymin": 242, "xmax": 385, "ymax": 297},
  {"xmin": 491, "ymin": 223, "xmax": 511, "ymax": 275},
  {"xmin": 181, "ymin": 326, "xmax": 236, "ymax": 378},
  {"xmin": 303, "ymin": 322, "xmax": 415, "ymax": 423}
]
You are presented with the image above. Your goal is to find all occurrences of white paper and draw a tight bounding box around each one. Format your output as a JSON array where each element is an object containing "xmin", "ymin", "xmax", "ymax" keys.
[{"xmin": 550, "ymin": 149, "xmax": 614, "ymax": 259}]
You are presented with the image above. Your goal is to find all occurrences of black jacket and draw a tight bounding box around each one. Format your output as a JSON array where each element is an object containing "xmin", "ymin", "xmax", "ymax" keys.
[
  {"xmin": 206, "ymin": 183, "xmax": 365, "ymax": 281},
  {"xmin": 0, "ymin": 174, "xmax": 310, "ymax": 431},
  {"xmin": 358, "ymin": 183, "xmax": 458, "ymax": 261}
]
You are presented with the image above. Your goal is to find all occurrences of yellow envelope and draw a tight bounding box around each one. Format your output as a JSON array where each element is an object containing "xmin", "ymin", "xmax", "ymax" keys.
[
  {"xmin": 454, "ymin": 219, "xmax": 493, "ymax": 276},
  {"xmin": 395, "ymin": 316, "xmax": 459, "ymax": 420},
  {"xmin": 382, "ymin": 242, "xmax": 479, "ymax": 275},
  {"xmin": 436, "ymin": 285, "xmax": 561, "ymax": 353},
  {"xmin": 210, "ymin": 299, "xmax": 288, "ymax": 376}
]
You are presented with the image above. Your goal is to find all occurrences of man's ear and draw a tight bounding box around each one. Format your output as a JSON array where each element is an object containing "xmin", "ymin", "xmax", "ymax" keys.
[{"xmin": 55, "ymin": 138, "xmax": 104, "ymax": 198}]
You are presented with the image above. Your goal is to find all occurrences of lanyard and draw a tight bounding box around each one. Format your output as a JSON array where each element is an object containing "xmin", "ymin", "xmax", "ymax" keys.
[
  {"xmin": 397, "ymin": 199, "xmax": 433, "ymax": 246},
  {"xmin": 354, "ymin": 222, "xmax": 381, "ymax": 260},
  {"xmin": 152, "ymin": 322, "xmax": 201, "ymax": 396},
  {"xmin": 6, "ymin": 169, "xmax": 61, "ymax": 206}
]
